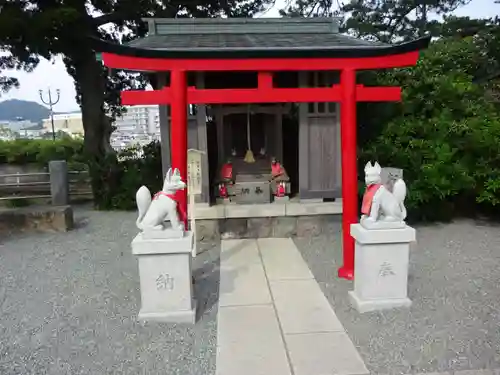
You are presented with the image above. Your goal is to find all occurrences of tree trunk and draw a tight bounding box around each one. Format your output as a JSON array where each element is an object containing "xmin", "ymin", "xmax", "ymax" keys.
[
  {"xmin": 76, "ymin": 57, "xmax": 112, "ymax": 156},
  {"xmin": 73, "ymin": 52, "xmax": 119, "ymax": 209}
]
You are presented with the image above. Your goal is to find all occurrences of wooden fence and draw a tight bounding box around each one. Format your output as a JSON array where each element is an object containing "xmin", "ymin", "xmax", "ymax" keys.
[{"xmin": 0, "ymin": 163, "xmax": 93, "ymax": 203}]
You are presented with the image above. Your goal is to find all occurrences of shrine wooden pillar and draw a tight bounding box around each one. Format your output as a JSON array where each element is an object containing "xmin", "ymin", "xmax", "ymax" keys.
[
  {"xmin": 170, "ymin": 69, "xmax": 188, "ymax": 229},
  {"xmin": 338, "ymin": 68, "xmax": 357, "ymax": 280}
]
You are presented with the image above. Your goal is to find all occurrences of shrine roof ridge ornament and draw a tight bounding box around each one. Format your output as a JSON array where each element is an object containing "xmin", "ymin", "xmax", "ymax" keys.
[
  {"xmin": 91, "ymin": 34, "xmax": 431, "ymax": 60},
  {"xmin": 143, "ymin": 17, "xmax": 343, "ymax": 35}
]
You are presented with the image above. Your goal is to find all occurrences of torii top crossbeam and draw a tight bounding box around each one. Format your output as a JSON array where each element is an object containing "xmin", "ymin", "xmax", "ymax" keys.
[{"xmin": 93, "ymin": 17, "xmax": 430, "ymax": 281}]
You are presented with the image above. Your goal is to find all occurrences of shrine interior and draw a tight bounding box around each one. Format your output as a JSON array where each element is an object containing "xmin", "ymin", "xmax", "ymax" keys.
[
  {"xmin": 153, "ymin": 65, "xmax": 344, "ymax": 206},
  {"xmin": 189, "ymin": 70, "xmax": 340, "ymax": 205},
  {"xmin": 205, "ymin": 104, "xmax": 300, "ymax": 205}
]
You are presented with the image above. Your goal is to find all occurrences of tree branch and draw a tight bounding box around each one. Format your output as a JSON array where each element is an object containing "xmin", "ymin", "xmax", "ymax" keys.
[{"xmin": 92, "ymin": 12, "xmax": 129, "ymax": 26}]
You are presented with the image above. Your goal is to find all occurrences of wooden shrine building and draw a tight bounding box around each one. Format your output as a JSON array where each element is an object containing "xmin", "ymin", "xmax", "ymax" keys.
[{"xmin": 93, "ymin": 17, "xmax": 429, "ymax": 280}]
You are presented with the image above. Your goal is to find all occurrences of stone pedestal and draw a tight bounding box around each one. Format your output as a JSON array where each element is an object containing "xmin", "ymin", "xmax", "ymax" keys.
[
  {"xmin": 131, "ymin": 231, "xmax": 196, "ymax": 324},
  {"xmin": 231, "ymin": 174, "xmax": 271, "ymax": 204},
  {"xmin": 348, "ymin": 224, "xmax": 416, "ymax": 313},
  {"xmin": 273, "ymin": 196, "xmax": 289, "ymax": 203},
  {"xmin": 216, "ymin": 197, "xmax": 232, "ymax": 205},
  {"xmin": 49, "ymin": 160, "xmax": 69, "ymax": 206}
]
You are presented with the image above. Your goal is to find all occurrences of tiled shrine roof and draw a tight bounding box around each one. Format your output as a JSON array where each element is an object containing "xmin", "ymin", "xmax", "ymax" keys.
[{"xmin": 92, "ymin": 18, "xmax": 430, "ymax": 60}]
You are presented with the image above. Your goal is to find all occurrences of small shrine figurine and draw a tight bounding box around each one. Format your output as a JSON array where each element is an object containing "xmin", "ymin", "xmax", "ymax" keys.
[
  {"xmin": 218, "ymin": 183, "xmax": 228, "ymax": 198},
  {"xmin": 271, "ymin": 157, "xmax": 286, "ymax": 180},
  {"xmin": 135, "ymin": 168, "xmax": 187, "ymax": 232},
  {"xmin": 276, "ymin": 181, "xmax": 286, "ymax": 198},
  {"xmin": 231, "ymin": 148, "xmax": 237, "ymax": 157},
  {"xmin": 360, "ymin": 161, "xmax": 407, "ymax": 229},
  {"xmin": 270, "ymin": 157, "xmax": 290, "ymax": 199},
  {"xmin": 219, "ymin": 158, "xmax": 234, "ymax": 199},
  {"xmin": 220, "ymin": 158, "xmax": 234, "ymax": 182}
]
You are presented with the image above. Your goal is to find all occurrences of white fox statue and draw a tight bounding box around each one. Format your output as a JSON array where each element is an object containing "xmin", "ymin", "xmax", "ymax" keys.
[
  {"xmin": 360, "ymin": 161, "xmax": 407, "ymax": 230},
  {"xmin": 136, "ymin": 168, "xmax": 187, "ymax": 232}
]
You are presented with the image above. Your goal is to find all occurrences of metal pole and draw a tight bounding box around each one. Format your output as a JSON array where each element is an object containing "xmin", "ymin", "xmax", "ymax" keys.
[{"xmin": 39, "ymin": 88, "xmax": 61, "ymax": 141}]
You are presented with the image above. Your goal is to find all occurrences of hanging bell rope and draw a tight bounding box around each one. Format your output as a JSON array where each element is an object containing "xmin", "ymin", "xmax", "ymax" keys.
[{"xmin": 244, "ymin": 104, "xmax": 255, "ymax": 163}]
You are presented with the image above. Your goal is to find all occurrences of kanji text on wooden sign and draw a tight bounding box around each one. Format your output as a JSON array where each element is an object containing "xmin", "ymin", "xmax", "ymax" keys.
[{"xmin": 187, "ymin": 149, "xmax": 205, "ymax": 195}]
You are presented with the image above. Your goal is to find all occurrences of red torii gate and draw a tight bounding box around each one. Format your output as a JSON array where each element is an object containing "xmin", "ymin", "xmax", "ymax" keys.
[{"xmin": 96, "ymin": 35, "xmax": 430, "ymax": 280}]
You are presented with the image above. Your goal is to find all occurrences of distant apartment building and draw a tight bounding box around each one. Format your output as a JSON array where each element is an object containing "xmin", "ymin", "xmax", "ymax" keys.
[
  {"xmin": 114, "ymin": 105, "xmax": 160, "ymax": 135},
  {"xmin": 42, "ymin": 112, "xmax": 84, "ymax": 135},
  {"xmin": 1, "ymin": 120, "xmax": 39, "ymax": 132},
  {"xmin": 19, "ymin": 128, "xmax": 45, "ymax": 139}
]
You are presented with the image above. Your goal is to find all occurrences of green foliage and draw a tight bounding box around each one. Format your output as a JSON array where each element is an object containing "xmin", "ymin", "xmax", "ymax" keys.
[
  {"xmin": 0, "ymin": 138, "xmax": 86, "ymax": 168},
  {"xmin": 360, "ymin": 36, "xmax": 500, "ymax": 220},
  {"xmin": 0, "ymin": 138, "xmax": 163, "ymax": 210},
  {"xmin": 89, "ymin": 141, "xmax": 163, "ymax": 210},
  {"xmin": 5, "ymin": 198, "xmax": 32, "ymax": 208},
  {"xmin": 280, "ymin": 0, "xmax": 472, "ymax": 41}
]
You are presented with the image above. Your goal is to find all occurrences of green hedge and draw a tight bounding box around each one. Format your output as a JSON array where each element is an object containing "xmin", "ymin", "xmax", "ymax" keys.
[
  {"xmin": 0, "ymin": 138, "xmax": 163, "ymax": 210},
  {"xmin": 359, "ymin": 36, "xmax": 500, "ymax": 221},
  {"xmin": 0, "ymin": 138, "xmax": 86, "ymax": 169}
]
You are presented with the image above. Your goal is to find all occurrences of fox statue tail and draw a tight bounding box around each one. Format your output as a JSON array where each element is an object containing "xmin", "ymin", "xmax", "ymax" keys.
[
  {"xmin": 136, "ymin": 185, "xmax": 152, "ymax": 230},
  {"xmin": 392, "ymin": 179, "xmax": 407, "ymax": 220}
]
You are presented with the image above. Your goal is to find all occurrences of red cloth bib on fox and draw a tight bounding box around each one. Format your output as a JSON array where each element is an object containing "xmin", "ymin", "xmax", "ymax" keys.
[
  {"xmin": 153, "ymin": 191, "xmax": 187, "ymax": 225},
  {"xmin": 361, "ymin": 184, "xmax": 382, "ymax": 215}
]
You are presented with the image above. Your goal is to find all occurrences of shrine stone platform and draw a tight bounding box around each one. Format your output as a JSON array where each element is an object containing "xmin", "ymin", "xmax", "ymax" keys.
[
  {"xmin": 189, "ymin": 198, "xmax": 343, "ymax": 241},
  {"xmin": 0, "ymin": 205, "xmax": 74, "ymax": 234}
]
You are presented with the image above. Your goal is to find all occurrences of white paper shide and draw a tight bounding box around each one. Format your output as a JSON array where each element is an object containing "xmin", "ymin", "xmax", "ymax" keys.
[{"xmin": 131, "ymin": 167, "xmax": 196, "ymax": 324}]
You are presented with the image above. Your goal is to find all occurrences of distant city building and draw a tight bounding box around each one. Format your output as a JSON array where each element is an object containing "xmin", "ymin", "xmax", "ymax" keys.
[
  {"xmin": 18, "ymin": 128, "xmax": 45, "ymax": 139},
  {"xmin": 1, "ymin": 119, "xmax": 39, "ymax": 132},
  {"xmin": 42, "ymin": 112, "xmax": 84, "ymax": 135},
  {"xmin": 114, "ymin": 105, "xmax": 160, "ymax": 135}
]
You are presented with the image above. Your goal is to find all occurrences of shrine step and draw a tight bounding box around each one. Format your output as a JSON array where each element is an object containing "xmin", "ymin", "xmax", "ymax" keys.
[{"xmin": 194, "ymin": 214, "xmax": 341, "ymax": 243}]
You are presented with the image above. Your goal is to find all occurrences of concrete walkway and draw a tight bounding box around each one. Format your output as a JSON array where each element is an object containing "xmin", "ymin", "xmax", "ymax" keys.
[{"xmin": 216, "ymin": 238, "xmax": 368, "ymax": 375}]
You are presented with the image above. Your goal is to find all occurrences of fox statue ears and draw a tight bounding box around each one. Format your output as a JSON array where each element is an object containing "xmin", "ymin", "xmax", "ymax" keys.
[
  {"xmin": 165, "ymin": 168, "xmax": 173, "ymax": 182},
  {"xmin": 165, "ymin": 168, "xmax": 181, "ymax": 182},
  {"xmin": 364, "ymin": 161, "xmax": 382, "ymax": 174}
]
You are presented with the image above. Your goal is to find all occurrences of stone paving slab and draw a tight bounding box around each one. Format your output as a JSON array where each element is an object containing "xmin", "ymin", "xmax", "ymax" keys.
[
  {"xmin": 270, "ymin": 279, "xmax": 345, "ymax": 334},
  {"xmin": 216, "ymin": 305, "xmax": 291, "ymax": 375},
  {"xmin": 258, "ymin": 238, "xmax": 314, "ymax": 280},
  {"xmin": 220, "ymin": 239, "xmax": 261, "ymax": 267},
  {"xmin": 285, "ymin": 332, "xmax": 369, "ymax": 375},
  {"xmin": 217, "ymin": 237, "xmax": 368, "ymax": 375},
  {"xmin": 218, "ymin": 260, "xmax": 272, "ymax": 307}
]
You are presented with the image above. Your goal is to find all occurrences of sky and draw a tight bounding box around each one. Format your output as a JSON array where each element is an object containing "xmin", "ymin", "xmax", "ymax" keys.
[{"xmin": 1, "ymin": 0, "xmax": 498, "ymax": 112}]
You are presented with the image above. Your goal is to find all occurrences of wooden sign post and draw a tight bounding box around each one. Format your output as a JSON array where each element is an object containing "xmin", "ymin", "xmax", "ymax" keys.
[{"xmin": 187, "ymin": 149, "xmax": 205, "ymax": 257}]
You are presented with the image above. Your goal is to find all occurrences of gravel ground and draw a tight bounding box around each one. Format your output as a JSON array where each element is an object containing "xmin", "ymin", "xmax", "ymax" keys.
[
  {"xmin": 0, "ymin": 206, "xmax": 220, "ymax": 375},
  {"xmin": 2, "ymin": 206, "xmax": 499, "ymax": 375},
  {"xmin": 294, "ymin": 219, "xmax": 500, "ymax": 375}
]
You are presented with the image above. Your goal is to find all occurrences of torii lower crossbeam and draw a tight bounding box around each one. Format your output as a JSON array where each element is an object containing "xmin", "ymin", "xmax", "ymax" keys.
[{"xmin": 120, "ymin": 85, "xmax": 401, "ymax": 105}]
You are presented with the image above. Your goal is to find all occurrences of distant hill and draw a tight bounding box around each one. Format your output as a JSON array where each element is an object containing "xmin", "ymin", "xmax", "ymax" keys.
[{"xmin": 0, "ymin": 99, "xmax": 50, "ymax": 124}]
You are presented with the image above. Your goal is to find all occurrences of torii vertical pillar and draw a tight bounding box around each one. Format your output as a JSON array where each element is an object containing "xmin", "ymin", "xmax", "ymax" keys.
[
  {"xmin": 170, "ymin": 69, "xmax": 188, "ymax": 229},
  {"xmin": 338, "ymin": 68, "xmax": 358, "ymax": 280}
]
